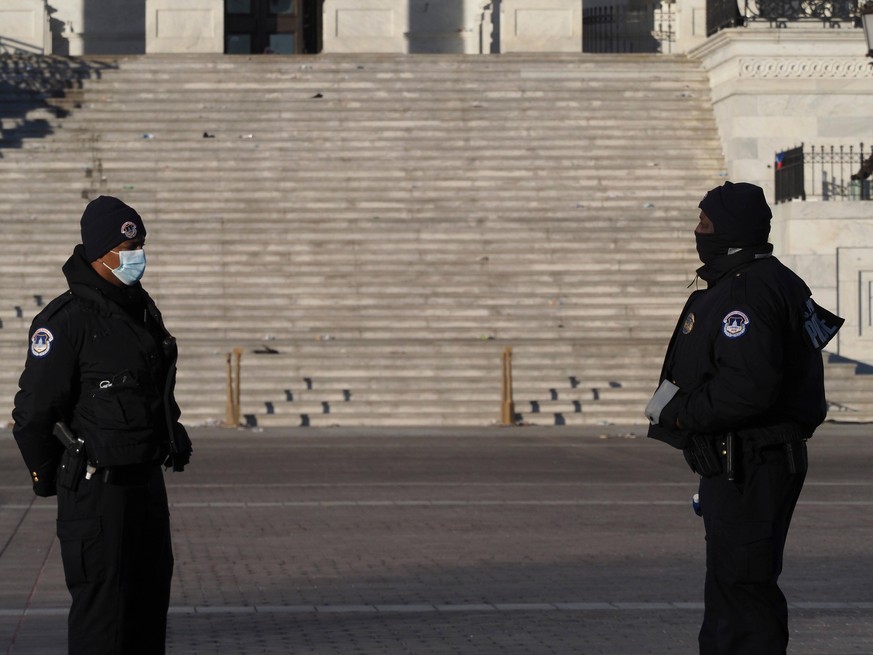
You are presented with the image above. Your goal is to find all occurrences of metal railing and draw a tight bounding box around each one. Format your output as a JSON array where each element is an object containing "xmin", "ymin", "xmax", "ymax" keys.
[
  {"xmin": 743, "ymin": 0, "xmax": 859, "ymax": 28},
  {"xmin": 0, "ymin": 35, "xmax": 45, "ymax": 56},
  {"xmin": 708, "ymin": 0, "xmax": 865, "ymax": 33},
  {"xmin": 707, "ymin": 0, "xmax": 744, "ymax": 36},
  {"xmin": 774, "ymin": 143, "xmax": 873, "ymax": 204},
  {"xmin": 583, "ymin": 3, "xmax": 664, "ymax": 53}
]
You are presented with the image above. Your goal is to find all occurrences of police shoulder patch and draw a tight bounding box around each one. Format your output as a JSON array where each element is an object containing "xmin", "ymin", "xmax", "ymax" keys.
[
  {"xmin": 30, "ymin": 327, "xmax": 54, "ymax": 357},
  {"xmin": 722, "ymin": 310, "xmax": 750, "ymax": 338},
  {"xmin": 682, "ymin": 312, "xmax": 695, "ymax": 335}
]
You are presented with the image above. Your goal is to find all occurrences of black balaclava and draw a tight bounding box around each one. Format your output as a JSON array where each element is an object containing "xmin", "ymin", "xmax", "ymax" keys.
[{"xmin": 696, "ymin": 181, "xmax": 772, "ymax": 264}]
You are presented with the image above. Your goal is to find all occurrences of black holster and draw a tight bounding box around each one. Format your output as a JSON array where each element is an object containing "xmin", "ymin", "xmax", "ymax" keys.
[
  {"xmin": 54, "ymin": 423, "xmax": 87, "ymax": 492},
  {"xmin": 683, "ymin": 434, "xmax": 723, "ymax": 478}
]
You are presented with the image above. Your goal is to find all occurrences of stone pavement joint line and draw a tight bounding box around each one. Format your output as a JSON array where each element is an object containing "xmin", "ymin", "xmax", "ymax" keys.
[{"xmin": 4, "ymin": 601, "xmax": 873, "ymax": 618}]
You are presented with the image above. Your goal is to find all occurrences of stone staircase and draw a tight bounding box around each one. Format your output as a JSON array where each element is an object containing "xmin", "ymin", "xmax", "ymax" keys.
[{"xmin": 2, "ymin": 52, "xmax": 870, "ymax": 427}]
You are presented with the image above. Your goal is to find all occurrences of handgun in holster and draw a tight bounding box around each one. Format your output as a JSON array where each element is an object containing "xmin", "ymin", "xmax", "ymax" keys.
[{"xmin": 54, "ymin": 422, "xmax": 90, "ymax": 491}]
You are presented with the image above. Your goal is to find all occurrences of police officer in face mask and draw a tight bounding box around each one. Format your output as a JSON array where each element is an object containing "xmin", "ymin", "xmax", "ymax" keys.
[
  {"xmin": 12, "ymin": 195, "xmax": 192, "ymax": 655},
  {"xmin": 644, "ymin": 182, "xmax": 843, "ymax": 655}
]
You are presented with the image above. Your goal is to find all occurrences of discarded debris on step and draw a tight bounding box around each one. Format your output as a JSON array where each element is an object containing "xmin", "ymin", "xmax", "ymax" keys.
[
  {"xmin": 203, "ymin": 132, "xmax": 215, "ymax": 138},
  {"xmin": 311, "ymin": 93, "xmax": 323, "ymax": 99}
]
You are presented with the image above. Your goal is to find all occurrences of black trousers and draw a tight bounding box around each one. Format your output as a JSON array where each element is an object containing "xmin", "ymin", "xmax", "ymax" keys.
[
  {"xmin": 697, "ymin": 442, "xmax": 806, "ymax": 655},
  {"xmin": 56, "ymin": 464, "xmax": 174, "ymax": 655}
]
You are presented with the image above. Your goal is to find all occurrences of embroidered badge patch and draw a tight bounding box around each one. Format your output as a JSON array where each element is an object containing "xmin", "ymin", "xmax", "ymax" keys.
[
  {"xmin": 682, "ymin": 313, "xmax": 696, "ymax": 334},
  {"xmin": 722, "ymin": 310, "xmax": 750, "ymax": 338},
  {"xmin": 120, "ymin": 221, "xmax": 138, "ymax": 239},
  {"xmin": 30, "ymin": 327, "xmax": 54, "ymax": 357}
]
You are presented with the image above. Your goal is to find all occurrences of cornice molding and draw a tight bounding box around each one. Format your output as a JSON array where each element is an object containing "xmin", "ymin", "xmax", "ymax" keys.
[{"xmin": 739, "ymin": 57, "xmax": 873, "ymax": 78}]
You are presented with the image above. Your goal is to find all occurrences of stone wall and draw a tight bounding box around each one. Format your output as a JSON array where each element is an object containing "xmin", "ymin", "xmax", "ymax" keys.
[
  {"xmin": 0, "ymin": 0, "xmax": 50, "ymax": 54},
  {"xmin": 146, "ymin": 0, "xmax": 223, "ymax": 54},
  {"xmin": 690, "ymin": 28, "xmax": 873, "ymax": 199},
  {"xmin": 501, "ymin": 0, "xmax": 582, "ymax": 53},
  {"xmin": 322, "ymin": 0, "xmax": 582, "ymax": 54},
  {"xmin": 772, "ymin": 201, "xmax": 873, "ymax": 362},
  {"xmin": 2, "ymin": 0, "xmax": 584, "ymax": 55}
]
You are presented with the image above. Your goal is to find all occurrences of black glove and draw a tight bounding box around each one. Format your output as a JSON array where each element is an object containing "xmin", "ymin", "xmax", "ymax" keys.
[
  {"xmin": 164, "ymin": 424, "xmax": 192, "ymax": 472},
  {"xmin": 647, "ymin": 423, "xmax": 690, "ymax": 450},
  {"xmin": 31, "ymin": 457, "xmax": 60, "ymax": 497},
  {"xmin": 683, "ymin": 435, "xmax": 723, "ymax": 477},
  {"xmin": 33, "ymin": 479, "xmax": 58, "ymax": 497},
  {"xmin": 163, "ymin": 450, "xmax": 190, "ymax": 472}
]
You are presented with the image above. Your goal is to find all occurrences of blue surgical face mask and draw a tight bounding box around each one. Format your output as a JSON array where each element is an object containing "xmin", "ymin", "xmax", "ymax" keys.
[{"xmin": 104, "ymin": 248, "xmax": 146, "ymax": 285}]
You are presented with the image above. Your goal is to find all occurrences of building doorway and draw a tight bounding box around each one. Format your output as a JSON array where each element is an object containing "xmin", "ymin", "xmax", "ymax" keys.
[{"xmin": 225, "ymin": 0, "xmax": 322, "ymax": 54}]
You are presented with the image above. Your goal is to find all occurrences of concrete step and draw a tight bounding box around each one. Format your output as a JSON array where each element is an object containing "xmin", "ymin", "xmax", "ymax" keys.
[{"xmin": 0, "ymin": 52, "xmax": 743, "ymax": 427}]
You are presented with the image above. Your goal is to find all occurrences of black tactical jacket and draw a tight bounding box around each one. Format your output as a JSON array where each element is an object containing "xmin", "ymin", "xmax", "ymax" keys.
[
  {"xmin": 12, "ymin": 245, "xmax": 191, "ymax": 496},
  {"xmin": 648, "ymin": 247, "xmax": 841, "ymax": 449}
]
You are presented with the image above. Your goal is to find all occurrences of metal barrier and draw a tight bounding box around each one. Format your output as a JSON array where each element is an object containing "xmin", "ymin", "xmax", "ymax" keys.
[
  {"xmin": 742, "ymin": 0, "xmax": 859, "ymax": 28},
  {"xmin": 0, "ymin": 35, "xmax": 45, "ymax": 55},
  {"xmin": 708, "ymin": 0, "xmax": 864, "ymax": 34},
  {"xmin": 225, "ymin": 348, "xmax": 244, "ymax": 427},
  {"xmin": 583, "ymin": 3, "xmax": 662, "ymax": 53},
  {"xmin": 500, "ymin": 346, "xmax": 515, "ymax": 425},
  {"xmin": 775, "ymin": 143, "xmax": 873, "ymax": 203},
  {"xmin": 774, "ymin": 145, "xmax": 805, "ymax": 203},
  {"xmin": 707, "ymin": 0, "xmax": 745, "ymax": 35}
]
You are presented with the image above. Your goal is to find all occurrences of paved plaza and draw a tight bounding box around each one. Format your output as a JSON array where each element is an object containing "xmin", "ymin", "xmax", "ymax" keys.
[{"xmin": 1, "ymin": 424, "xmax": 871, "ymax": 654}]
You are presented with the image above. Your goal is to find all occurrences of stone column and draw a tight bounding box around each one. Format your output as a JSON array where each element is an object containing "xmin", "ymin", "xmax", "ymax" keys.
[
  {"xmin": 406, "ymin": 0, "xmax": 486, "ymax": 53},
  {"xmin": 49, "ymin": 0, "xmax": 146, "ymax": 55},
  {"xmin": 145, "ymin": 0, "xmax": 223, "ymax": 53},
  {"xmin": 500, "ymin": 0, "xmax": 582, "ymax": 53},
  {"xmin": 671, "ymin": 0, "xmax": 708, "ymax": 54}
]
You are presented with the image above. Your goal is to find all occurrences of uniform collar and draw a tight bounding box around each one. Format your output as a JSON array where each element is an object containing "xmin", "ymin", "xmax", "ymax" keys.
[
  {"xmin": 63, "ymin": 244, "xmax": 149, "ymax": 317},
  {"xmin": 696, "ymin": 243, "xmax": 774, "ymax": 286}
]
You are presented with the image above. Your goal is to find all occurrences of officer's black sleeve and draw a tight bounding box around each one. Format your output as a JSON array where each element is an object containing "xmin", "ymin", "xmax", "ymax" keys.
[
  {"xmin": 661, "ymin": 295, "xmax": 784, "ymax": 434},
  {"xmin": 11, "ymin": 312, "xmax": 78, "ymax": 496},
  {"xmin": 168, "ymin": 391, "xmax": 192, "ymax": 470}
]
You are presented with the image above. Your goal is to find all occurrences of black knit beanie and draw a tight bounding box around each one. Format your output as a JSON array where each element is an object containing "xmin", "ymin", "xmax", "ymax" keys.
[
  {"xmin": 80, "ymin": 196, "xmax": 146, "ymax": 262},
  {"xmin": 698, "ymin": 181, "xmax": 771, "ymax": 247}
]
